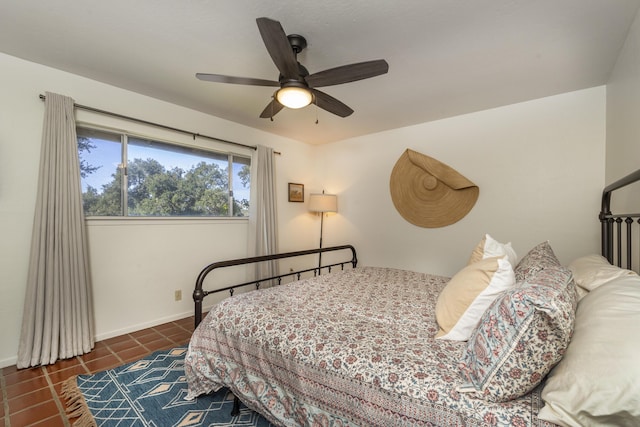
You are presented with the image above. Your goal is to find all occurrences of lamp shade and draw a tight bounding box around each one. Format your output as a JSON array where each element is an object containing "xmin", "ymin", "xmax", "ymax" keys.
[
  {"xmin": 308, "ymin": 193, "xmax": 337, "ymax": 213},
  {"xmin": 276, "ymin": 86, "xmax": 313, "ymax": 109}
]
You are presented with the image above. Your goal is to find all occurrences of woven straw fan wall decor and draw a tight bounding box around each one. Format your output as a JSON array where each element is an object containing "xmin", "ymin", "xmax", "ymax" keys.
[{"xmin": 390, "ymin": 149, "xmax": 479, "ymax": 228}]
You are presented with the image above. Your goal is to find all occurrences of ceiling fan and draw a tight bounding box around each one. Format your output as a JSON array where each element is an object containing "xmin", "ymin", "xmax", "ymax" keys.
[{"xmin": 196, "ymin": 17, "xmax": 389, "ymax": 119}]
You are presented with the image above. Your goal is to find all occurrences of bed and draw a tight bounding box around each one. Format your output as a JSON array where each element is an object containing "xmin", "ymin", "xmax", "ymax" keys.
[{"xmin": 184, "ymin": 170, "xmax": 640, "ymax": 426}]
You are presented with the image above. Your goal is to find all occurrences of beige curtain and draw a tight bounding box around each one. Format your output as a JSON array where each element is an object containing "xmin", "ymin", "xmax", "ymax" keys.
[
  {"xmin": 17, "ymin": 92, "xmax": 94, "ymax": 368},
  {"xmin": 248, "ymin": 145, "xmax": 279, "ymax": 282}
]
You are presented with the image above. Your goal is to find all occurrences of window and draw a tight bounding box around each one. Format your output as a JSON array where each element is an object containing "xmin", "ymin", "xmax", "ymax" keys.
[{"xmin": 77, "ymin": 127, "xmax": 251, "ymax": 217}]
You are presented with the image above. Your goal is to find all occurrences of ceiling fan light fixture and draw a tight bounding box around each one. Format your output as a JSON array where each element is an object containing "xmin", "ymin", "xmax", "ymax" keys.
[{"xmin": 276, "ymin": 86, "xmax": 313, "ymax": 109}]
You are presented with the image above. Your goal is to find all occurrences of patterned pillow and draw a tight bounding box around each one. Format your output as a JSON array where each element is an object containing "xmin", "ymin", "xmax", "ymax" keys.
[
  {"xmin": 458, "ymin": 266, "xmax": 577, "ymax": 402},
  {"xmin": 514, "ymin": 241, "xmax": 561, "ymax": 282}
]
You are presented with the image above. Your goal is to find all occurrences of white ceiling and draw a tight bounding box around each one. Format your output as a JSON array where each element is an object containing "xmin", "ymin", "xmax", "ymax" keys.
[{"xmin": 1, "ymin": 0, "xmax": 638, "ymax": 145}]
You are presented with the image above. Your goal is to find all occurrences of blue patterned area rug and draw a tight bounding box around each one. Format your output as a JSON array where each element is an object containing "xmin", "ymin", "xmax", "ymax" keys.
[{"xmin": 62, "ymin": 347, "xmax": 274, "ymax": 427}]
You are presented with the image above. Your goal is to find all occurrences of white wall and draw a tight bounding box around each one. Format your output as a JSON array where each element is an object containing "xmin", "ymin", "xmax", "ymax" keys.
[
  {"xmin": 606, "ymin": 8, "xmax": 640, "ymax": 209},
  {"xmin": 318, "ymin": 87, "xmax": 606, "ymax": 276},
  {"xmin": 0, "ymin": 51, "xmax": 608, "ymax": 369},
  {"xmin": 0, "ymin": 53, "xmax": 318, "ymax": 368},
  {"xmin": 607, "ymin": 7, "xmax": 640, "ymax": 183}
]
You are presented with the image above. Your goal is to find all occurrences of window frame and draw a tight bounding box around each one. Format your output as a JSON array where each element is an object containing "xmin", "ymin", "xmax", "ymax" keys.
[{"xmin": 76, "ymin": 124, "xmax": 252, "ymax": 219}]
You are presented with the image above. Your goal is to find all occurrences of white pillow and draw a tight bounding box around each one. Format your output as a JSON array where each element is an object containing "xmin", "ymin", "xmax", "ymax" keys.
[
  {"xmin": 468, "ymin": 234, "xmax": 518, "ymax": 267},
  {"xmin": 436, "ymin": 256, "xmax": 515, "ymax": 341},
  {"xmin": 538, "ymin": 275, "xmax": 640, "ymax": 426},
  {"xmin": 569, "ymin": 254, "xmax": 637, "ymax": 293}
]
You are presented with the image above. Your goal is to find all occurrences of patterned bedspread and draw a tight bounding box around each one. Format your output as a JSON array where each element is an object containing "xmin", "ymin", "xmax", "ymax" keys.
[{"xmin": 185, "ymin": 267, "xmax": 556, "ymax": 426}]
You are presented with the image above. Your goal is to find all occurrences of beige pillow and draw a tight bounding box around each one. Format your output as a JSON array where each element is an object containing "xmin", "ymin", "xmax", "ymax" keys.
[
  {"xmin": 436, "ymin": 256, "xmax": 515, "ymax": 340},
  {"xmin": 539, "ymin": 275, "xmax": 640, "ymax": 426},
  {"xmin": 569, "ymin": 254, "xmax": 637, "ymax": 294},
  {"xmin": 468, "ymin": 234, "xmax": 517, "ymax": 267}
]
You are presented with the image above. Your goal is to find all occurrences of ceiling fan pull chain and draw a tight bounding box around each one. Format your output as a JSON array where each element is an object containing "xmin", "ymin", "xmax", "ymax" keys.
[
  {"xmin": 315, "ymin": 99, "xmax": 319, "ymax": 124},
  {"xmin": 270, "ymin": 96, "xmax": 275, "ymax": 121}
]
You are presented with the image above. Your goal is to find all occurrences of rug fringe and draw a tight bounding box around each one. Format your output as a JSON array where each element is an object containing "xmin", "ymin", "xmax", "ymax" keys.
[{"xmin": 62, "ymin": 375, "xmax": 97, "ymax": 427}]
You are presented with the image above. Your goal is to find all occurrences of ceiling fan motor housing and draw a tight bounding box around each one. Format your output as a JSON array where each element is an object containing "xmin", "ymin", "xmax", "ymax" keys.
[{"xmin": 287, "ymin": 34, "xmax": 307, "ymax": 54}]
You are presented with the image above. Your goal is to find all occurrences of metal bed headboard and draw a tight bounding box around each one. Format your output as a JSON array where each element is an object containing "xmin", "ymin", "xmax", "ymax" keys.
[
  {"xmin": 192, "ymin": 245, "xmax": 358, "ymax": 327},
  {"xmin": 600, "ymin": 168, "xmax": 640, "ymax": 270}
]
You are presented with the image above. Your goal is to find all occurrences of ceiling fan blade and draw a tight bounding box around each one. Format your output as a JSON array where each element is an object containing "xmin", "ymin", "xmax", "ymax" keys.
[
  {"xmin": 305, "ymin": 59, "xmax": 389, "ymax": 88},
  {"xmin": 259, "ymin": 99, "xmax": 285, "ymax": 118},
  {"xmin": 256, "ymin": 17, "xmax": 300, "ymax": 80},
  {"xmin": 196, "ymin": 73, "xmax": 279, "ymax": 87},
  {"xmin": 312, "ymin": 89, "xmax": 354, "ymax": 117}
]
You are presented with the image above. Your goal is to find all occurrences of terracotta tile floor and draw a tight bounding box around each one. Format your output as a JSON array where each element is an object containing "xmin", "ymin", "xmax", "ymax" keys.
[{"xmin": 1, "ymin": 316, "xmax": 195, "ymax": 426}]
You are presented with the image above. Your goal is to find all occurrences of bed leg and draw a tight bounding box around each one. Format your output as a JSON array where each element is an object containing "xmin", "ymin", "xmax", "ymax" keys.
[{"xmin": 231, "ymin": 395, "xmax": 240, "ymax": 416}]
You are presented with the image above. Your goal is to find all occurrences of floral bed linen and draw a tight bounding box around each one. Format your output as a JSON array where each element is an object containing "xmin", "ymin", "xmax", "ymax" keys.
[{"xmin": 185, "ymin": 267, "xmax": 557, "ymax": 426}]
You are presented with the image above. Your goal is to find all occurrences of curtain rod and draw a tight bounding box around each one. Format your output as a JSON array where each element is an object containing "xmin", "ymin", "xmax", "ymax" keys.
[{"xmin": 38, "ymin": 94, "xmax": 280, "ymax": 155}]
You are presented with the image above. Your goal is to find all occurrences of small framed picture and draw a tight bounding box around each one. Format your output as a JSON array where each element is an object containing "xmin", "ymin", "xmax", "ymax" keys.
[{"xmin": 288, "ymin": 183, "xmax": 304, "ymax": 202}]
